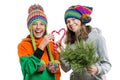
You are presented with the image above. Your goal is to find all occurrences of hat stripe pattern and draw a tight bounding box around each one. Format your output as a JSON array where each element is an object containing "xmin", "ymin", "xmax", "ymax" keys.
[
  {"xmin": 75, "ymin": 5, "xmax": 92, "ymax": 15},
  {"xmin": 65, "ymin": 5, "xmax": 93, "ymax": 23},
  {"xmin": 65, "ymin": 9, "xmax": 81, "ymax": 20},
  {"xmin": 27, "ymin": 6, "xmax": 47, "ymax": 29},
  {"xmin": 27, "ymin": 15, "xmax": 47, "ymax": 27}
]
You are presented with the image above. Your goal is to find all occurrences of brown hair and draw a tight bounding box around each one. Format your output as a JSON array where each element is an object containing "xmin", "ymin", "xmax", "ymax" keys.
[{"xmin": 65, "ymin": 24, "xmax": 92, "ymax": 44}]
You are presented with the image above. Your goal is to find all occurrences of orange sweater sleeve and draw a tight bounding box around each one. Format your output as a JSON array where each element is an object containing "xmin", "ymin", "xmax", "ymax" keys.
[{"xmin": 18, "ymin": 41, "xmax": 34, "ymax": 58}]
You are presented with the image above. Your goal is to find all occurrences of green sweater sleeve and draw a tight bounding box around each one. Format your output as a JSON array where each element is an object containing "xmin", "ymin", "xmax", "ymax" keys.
[
  {"xmin": 20, "ymin": 55, "xmax": 41, "ymax": 76},
  {"xmin": 20, "ymin": 55, "xmax": 56, "ymax": 80}
]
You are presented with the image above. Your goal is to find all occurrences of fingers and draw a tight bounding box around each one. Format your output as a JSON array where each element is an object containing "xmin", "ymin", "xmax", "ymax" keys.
[
  {"xmin": 37, "ymin": 64, "xmax": 46, "ymax": 72},
  {"xmin": 44, "ymin": 34, "xmax": 54, "ymax": 42},
  {"xmin": 87, "ymin": 68, "xmax": 95, "ymax": 75},
  {"xmin": 38, "ymin": 34, "xmax": 54, "ymax": 50},
  {"xmin": 87, "ymin": 65, "xmax": 98, "ymax": 75},
  {"xmin": 56, "ymin": 42, "xmax": 66, "ymax": 53},
  {"xmin": 56, "ymin": 41, "xmax": 61, "ymax": 47}
]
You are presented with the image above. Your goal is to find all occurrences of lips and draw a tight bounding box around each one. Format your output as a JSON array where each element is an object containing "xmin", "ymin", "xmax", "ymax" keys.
[
  {"xmin": 70, "ymin": 25, "xmax": 76, "ymax": 31},
  {"xmin": 71, "ymin": 25, "xmax": 76, "ymax": 29},
  {"xmin": 35, "ymin": 30, "xmax": 43, "ymax": 33},
  {"xmin": 69, "ymin": 25, "xmax": 79, "ymax": 32},
  {"xmin": 34, "ymin": 30, "xmax": 44, "ymax": 36},
  {"xmin": 70, "ymin": 23, "xmax": 77, "ymax": 28}
]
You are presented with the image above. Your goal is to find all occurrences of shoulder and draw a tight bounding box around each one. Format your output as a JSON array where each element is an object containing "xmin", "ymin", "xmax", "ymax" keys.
[
  {"xmin": 88, "ymin": 27, "xmax": 103, "ymax": 41},
  {"xmin": 90, "ymin": 27, "xmax": 102, "ymax": 35},
  {"xmin": 18, "ymin": 38, "xmax": 32, "ymax": 47}
]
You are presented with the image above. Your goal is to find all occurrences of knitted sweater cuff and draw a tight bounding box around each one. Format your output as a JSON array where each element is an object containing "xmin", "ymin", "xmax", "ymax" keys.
[{"xmin": 33, "ymin": 48, "xmax": 44, "ymax": 59}]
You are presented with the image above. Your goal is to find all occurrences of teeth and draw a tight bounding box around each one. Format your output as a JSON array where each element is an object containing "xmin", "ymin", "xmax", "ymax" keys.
[
  {"xmin": 36, "ymin": 30, "xmax": 42, "ymax": 33},
  {"xmin": 36, "ymin": 31, "xmax": 40, "ymax": 33}
]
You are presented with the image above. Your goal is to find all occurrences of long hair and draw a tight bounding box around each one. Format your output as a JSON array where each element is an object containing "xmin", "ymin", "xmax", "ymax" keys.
[{"xmin": 65, "ymin": 24, "xmax": 92, "ymax": 44}]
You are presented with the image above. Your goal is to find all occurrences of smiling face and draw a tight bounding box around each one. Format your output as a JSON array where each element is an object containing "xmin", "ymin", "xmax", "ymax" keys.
[
  {"xmin": 66, "ymin": 18, "xmax": 82, "ymax": 32},
  {"xmin": 31, "ymin": 20, "xmax": 46, "ymax": 38}
]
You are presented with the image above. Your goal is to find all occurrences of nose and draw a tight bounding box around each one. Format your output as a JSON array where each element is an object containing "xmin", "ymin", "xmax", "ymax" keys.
[{"xmin": 36, "ymin": 24, "xmax": 41, "ymax": 28}]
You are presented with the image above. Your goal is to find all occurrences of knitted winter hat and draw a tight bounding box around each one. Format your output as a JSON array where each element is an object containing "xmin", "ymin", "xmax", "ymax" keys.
[
  {"xmin": 27, "ymin": 4, "xmax": 48, "ymax": 51},
  {"xmin": 64, "ymin": 5, "xmax": 93, "ymax": 24},
  {"xmin": 27, "ymin": 4, "xmax": 47, "ymax": 29}
]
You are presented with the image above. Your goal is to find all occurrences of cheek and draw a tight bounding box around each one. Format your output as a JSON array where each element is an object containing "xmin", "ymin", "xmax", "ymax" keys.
[
  {"xmin": 66, "ymin": 24, "xmax": 70, "ymax": 28},
  {"xmin": 66, "ymin": 25, "xmax": 70, "ymax": 30},
  {"xmin": 42, "ymin": 26, "xmax": 46, "ymax": 32},
  {"xmin": 77, "ymin": 21, "xmax": 81, "ymax": 26},
  {"xmin": 32, "ymin": 26, "xmax": 37, "ymax": 30},
  {"xmin": 74, "ymin": 19, "xmax": 81, "ymax": 24}
]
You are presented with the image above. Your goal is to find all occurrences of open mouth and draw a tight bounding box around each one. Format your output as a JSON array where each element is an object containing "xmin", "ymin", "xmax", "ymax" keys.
[{"xmin": 35, "ymin": 30, "xmax": 43, "ymax": 35}]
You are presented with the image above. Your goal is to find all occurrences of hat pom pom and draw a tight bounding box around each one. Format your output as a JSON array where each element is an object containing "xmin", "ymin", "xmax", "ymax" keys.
[
  {"xmin": 81, "ymin": 14, "xmax": 91, "ymax": 23},
  {"xmin": 28, "ymin": 4, "xmax": 44, "ymax": 14}
]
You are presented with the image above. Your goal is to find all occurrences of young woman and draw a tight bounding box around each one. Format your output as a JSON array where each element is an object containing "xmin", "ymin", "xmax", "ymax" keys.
[
  {"xmin": 18, "ymin": 4, "xmax": 61, "ymax": 80},
  {"xmin": 58, "ymin": 5, "xmax": 111, "ymax": 80}
]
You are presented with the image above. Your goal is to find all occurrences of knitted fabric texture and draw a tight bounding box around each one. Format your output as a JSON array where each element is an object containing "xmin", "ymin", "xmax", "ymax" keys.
[
  {"xmin": 27, "ymin": 4, "xmax": 47, "ymax": 29},
  {"xmin": 18, "ymin": 37, "xmax": 61, "ymax": 80},
  {"xmin": 64, "ymin": 5, "xmax": 93, "ymax": 24}
]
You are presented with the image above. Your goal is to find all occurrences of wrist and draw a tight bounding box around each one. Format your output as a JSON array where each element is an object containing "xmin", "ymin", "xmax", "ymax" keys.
[{"xmin": 38, "ymin": 44, "xmax": 46, "ymax": 50}]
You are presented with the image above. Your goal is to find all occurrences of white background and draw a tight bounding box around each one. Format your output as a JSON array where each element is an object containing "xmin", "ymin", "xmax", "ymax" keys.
[{"xmin": 0, "ymin": 0, "xmax": 119, "ymax": 80}]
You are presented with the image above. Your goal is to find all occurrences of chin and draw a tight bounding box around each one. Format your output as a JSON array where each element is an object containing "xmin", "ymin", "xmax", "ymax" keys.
[
  {"xmin": 72, "ymin": 30, "xmax": 76, "ymax": 32},
  {"xmin": 73, "ymin": 29, "xmax": 78, "ymax": 32},
  {"xmin": 35, "ymin": 35, "xmax": 42, "ymax": 38},
  {"xmin": 34, "ymin": 32, "xmax": 44, "ymax": 38}
]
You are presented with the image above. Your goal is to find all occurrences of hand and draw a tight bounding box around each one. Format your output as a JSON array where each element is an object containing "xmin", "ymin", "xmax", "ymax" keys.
[
  {"xmin": 37, "ymin": 63, "xmax": 46, "ymax": 72},
  {"xmin": 55, "ymin": 41, "xmax": 61, "ymax": 47},
  {"xmin": 55, "ymin": 41, "xmax": 65, "ymax": 53},
  {"xmin": 38, "ymin": 34, "xmax": 54, "ymax": 50},
  {"xmin": 86, "ymin": 65, "xmax": 98, "ymax": 75}
]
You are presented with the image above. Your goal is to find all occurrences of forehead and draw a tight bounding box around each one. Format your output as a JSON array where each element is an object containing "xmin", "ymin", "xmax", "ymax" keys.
[
  {"xmin": 33, "ymin": 20, "xmax": 43, "ymax": 23},
  {"xmin": 66, "ymin": 18, "xmax": 79, "ymax": 21}
]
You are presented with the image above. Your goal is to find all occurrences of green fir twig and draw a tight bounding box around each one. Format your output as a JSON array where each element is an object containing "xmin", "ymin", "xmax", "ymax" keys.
[{"xmin": 61, "ymin": 40, "xmax": 102, "ymax": 72}]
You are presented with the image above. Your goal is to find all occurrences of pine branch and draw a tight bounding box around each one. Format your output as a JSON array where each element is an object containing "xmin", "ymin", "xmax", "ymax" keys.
[{"xmin": 61, "ymin": 40, "xmax": 102, "ymax": 72}]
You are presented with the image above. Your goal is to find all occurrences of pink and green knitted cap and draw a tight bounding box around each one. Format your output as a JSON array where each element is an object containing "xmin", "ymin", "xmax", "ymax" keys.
[
  {"xmin": 27, "ymin": 4, "xmax": 47, "ymax": 29},
  {"xmin": 64, "ymin": 5, "xmax": 93, "ymax": 24}
]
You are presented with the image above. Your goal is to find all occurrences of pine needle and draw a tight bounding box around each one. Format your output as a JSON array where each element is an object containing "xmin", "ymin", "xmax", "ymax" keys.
[{"xmin": 61, "ymin": 40, "xmax": 102, "ymax": 72}]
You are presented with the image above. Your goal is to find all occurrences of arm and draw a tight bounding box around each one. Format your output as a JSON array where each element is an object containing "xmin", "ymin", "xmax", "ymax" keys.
[
  {"xmin": 18, "ymin": 43, "xmax": 44, "ymax": 75},
  {"xmin": 95, "ymin": 34, "xmax": 112, "ymax": 75},
  {"xmin": 56, "ymin": 37, "xmax": 71, "ymax": 72},
  {"xmin": 60, "ymin": 57, "xmax": 71, "ymax": 72}
]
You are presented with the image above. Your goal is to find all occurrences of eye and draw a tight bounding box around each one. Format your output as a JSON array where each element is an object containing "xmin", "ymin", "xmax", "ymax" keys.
[
  {"xmin": 66, "ymin": 21, "xmax": 69, "ymax": 24},
  {"xmin": 66, "ymin": 20, "xmax": 71, "ymax": 24},
  {"xmin": 40, "ymin": 23, "xmax": 45, "ymax": 26},
  {"xmin": 32, "ymin": 22, "xmax": 37, "ymax": 26}
]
